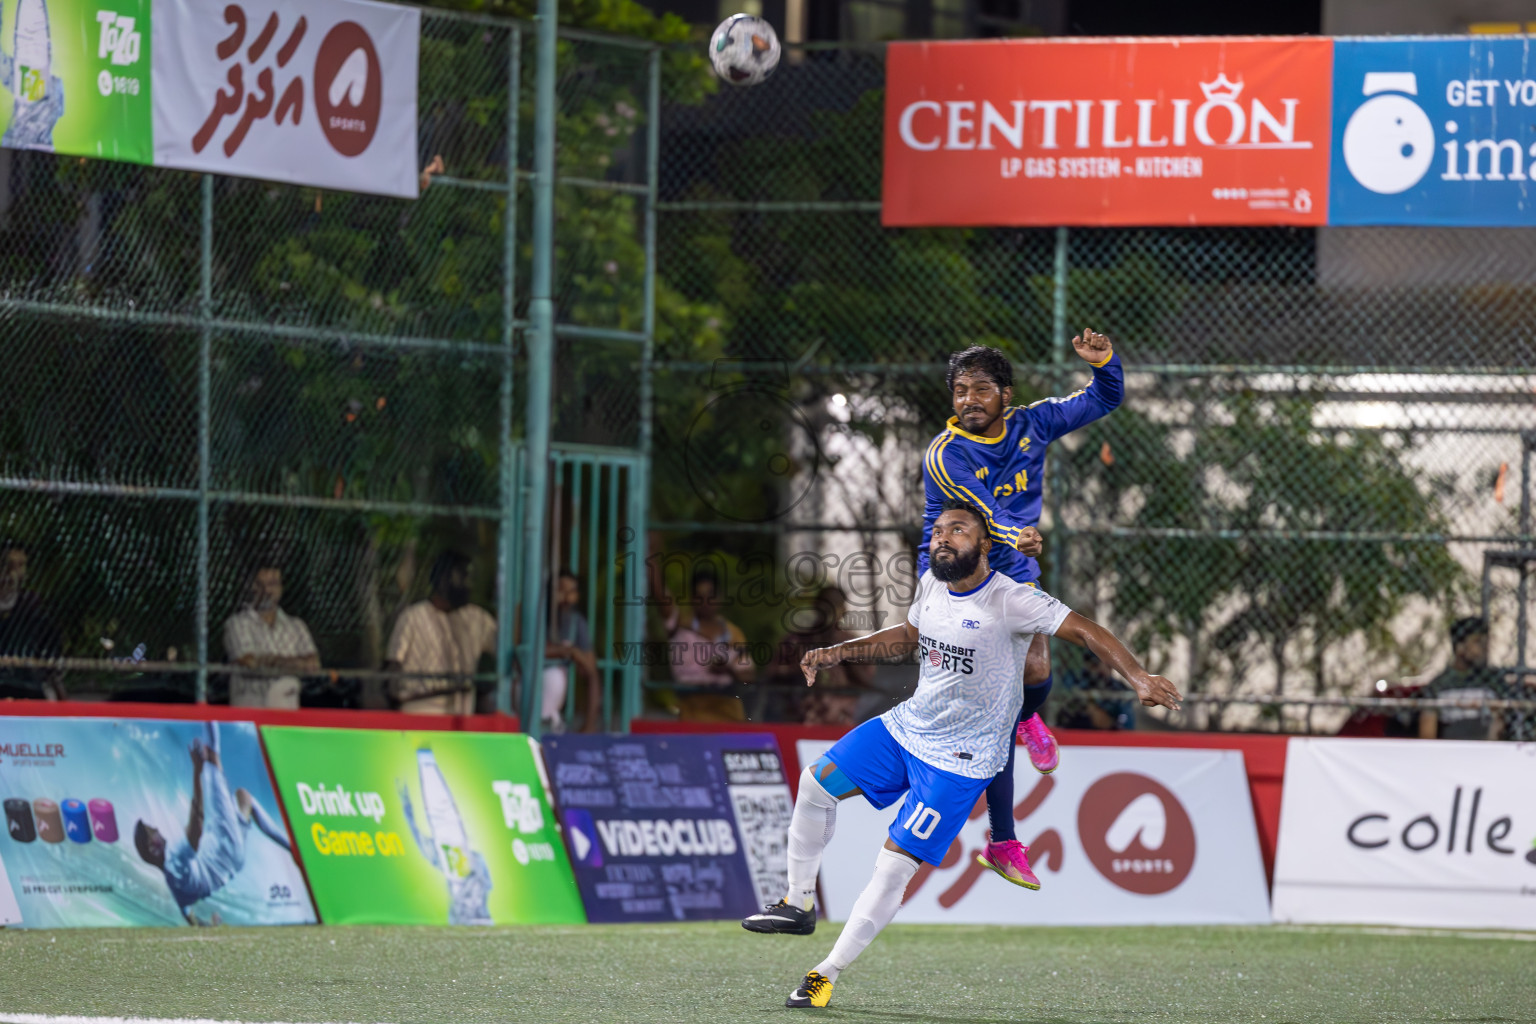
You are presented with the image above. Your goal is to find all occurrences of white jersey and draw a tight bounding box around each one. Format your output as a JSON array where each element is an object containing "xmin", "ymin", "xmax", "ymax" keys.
[{"xmin": 882, "ymin": 570, "xmax": 1071, "ymax": 780}]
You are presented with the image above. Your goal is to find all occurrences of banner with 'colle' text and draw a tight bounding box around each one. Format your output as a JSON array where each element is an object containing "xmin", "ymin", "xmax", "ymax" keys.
[
  {"xmin": 1273, "ymin": 738, "xmax": 1536, "ymax": 930},
  {"xmin": 883, "ymin": 37, "xmax": 1333, "ymax": 226},
  {"xmin": 261, "ymin": 727, "xmax": 585, "ymax": 925}
]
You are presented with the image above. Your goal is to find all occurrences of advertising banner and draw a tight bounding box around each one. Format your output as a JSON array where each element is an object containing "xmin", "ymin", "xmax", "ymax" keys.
[
  {"xmin": 1273, "ymin": 738, "xmax": 1536, "ymax": 929},
  {"xmin": 152, "ymin": 0, "xmax": 419, "ymax": 198},
  {"xmin": 883, "ymin": 37, "xmax": 1332, "ymax": 226},
  {"xmin": 799, "ymin": 740, "xmax": 1269, "ymax": 924},
  {"xmin": 542, "ymin": 734, "xmax": 793, "ymax": 923},
  {"xmin": 261, "ymin": 726, "xmax": 584, "ymax": 925},
  {"xmin": 0, "ymin": 847, "xmax": 21, "ymax": 924},
  {"xmin": 0, "ymin": 717, "xmax": 315, "ymax": 928},
  {"xmin": 0, "ymin": 0, "xmax": 152, "ymax": 162},
  {"xmin": 1330, "ymin": 38, "xmax": 1536, "ymax": 225}
]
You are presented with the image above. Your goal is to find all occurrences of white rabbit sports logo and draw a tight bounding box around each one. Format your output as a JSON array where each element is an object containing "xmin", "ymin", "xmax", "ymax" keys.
[{"xmin": 1341, "ymin": 72, "xmax": 1436, "ymax": 195}]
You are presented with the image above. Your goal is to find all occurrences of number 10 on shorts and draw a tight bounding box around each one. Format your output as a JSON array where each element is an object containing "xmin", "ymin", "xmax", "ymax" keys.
[{"xmin": 901, "ymin": 801, "xmax": 942, "ymax": 840}]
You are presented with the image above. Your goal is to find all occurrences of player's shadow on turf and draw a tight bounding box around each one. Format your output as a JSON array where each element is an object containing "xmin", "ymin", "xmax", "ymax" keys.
[{"xmin": 787, "ymin": 1010, "xmax": 1116, "ymax": 1024}]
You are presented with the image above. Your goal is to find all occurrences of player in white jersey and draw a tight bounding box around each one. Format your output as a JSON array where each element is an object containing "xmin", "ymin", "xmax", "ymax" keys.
[{"xmin": 742, "ymin": 499, "xmax": 1181, "ymax": 1009}]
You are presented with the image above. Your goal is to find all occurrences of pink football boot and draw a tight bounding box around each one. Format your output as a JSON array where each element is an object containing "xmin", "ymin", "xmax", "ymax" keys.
[
  {"xmin": 1018, "ymin": 714, "xmax": 1059, "ymax": 774},
  {"xmin": 976, "ymin": 839, "xmax": 1041, "ymax": 890}
]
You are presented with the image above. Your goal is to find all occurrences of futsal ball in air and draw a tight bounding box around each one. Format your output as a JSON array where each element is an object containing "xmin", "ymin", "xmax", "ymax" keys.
[{"xmin": 709, "ymin": 14, "xmax": 781, "ymax": 86}]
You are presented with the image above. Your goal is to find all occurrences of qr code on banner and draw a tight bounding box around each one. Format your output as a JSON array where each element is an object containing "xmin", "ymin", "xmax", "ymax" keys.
[{"xmin": 729, "ymin": 783, "xmax": 794, "ymax": 906}]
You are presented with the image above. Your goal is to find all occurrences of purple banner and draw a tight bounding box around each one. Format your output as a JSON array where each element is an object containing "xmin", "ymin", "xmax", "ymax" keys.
[{"xmin": 542, "ymin": 733, "xmax": 791, "ymax": 924}]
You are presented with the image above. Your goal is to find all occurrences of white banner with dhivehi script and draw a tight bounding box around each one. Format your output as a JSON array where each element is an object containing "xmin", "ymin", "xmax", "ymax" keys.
[
  {"xmin": 798, "ymin": 740, "xmax": 1270, "ymax": 925},
  {"xmin": 1273, "ymin": 738, "xmax": 1536, "ymax": 930},
  {"xmin": 152, "ymin": 0, "xmax": 418, "ymax": 197}
]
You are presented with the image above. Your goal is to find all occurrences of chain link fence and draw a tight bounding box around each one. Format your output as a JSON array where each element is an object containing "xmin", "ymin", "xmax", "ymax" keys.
[
  {"xmin": 3, "ymin": 22, "xmax": 1534, "ymax": 736},
  {"xmin": 0, "ymin": 10, "xmax": 654, "ymax": 723},
  {"xmin": 650, "ymin": 44, "xmax": 1536, "ymax": 735}
]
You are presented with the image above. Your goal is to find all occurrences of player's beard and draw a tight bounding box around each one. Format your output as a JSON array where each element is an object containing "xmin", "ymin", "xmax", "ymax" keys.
[{"xmin": 930, "ymin": 544, "xmax": 980, "ymax": 582}]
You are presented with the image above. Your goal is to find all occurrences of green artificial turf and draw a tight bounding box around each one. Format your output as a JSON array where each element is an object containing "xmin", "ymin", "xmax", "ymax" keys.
[{"xmin": 0, "ymin": 922, "xmax": 1531, "ymax": 1023}]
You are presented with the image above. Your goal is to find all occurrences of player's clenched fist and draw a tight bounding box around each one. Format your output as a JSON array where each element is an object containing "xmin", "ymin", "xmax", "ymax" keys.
[
  {"xmin": 1015, "ymin": 527, "xmax": 1043, "ymax": 558},
  {"xmin": 1130, "ymin": 673, "xmax": 1182, "ymax": 711},
  {"xmin": 1072, "ymin": 328, "xmax": 1113, "ymax": 365},
  {"xmin": 801, "ymin": 645, "xmax": 844, "ymax": 686}
]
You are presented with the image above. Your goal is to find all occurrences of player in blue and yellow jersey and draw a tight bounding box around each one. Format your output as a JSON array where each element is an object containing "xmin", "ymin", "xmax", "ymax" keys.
[{"xmin": 919, "ymin": 329, "xmax": 1123, "ymax": 890}]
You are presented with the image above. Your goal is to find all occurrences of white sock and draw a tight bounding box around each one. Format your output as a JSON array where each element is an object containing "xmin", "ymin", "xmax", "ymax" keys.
[
  {"xmin": 814, "ymin": 847, "xmax": 919, "ymax": 982},
  {"xmin": 784, "ymin": 767, "xmax": 839, "ymax": 911}
]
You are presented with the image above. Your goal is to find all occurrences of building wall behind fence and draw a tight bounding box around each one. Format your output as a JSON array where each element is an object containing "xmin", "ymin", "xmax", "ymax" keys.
[{"xmin": 651, "ymin": 44, "xmax": 1536, "ymax": 732}]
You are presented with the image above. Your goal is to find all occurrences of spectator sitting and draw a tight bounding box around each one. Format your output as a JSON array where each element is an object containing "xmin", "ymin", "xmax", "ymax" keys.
[
  {"xmin": 384, "ymin": 551, "xmax": 497, "ymax": 715},
  {"xmin": 0, "ymin": 540, "xmax": 64, "ymax": 701},
  {"xmin": 1418, "ymin": 616, "xmax": 1510, "ymax": 741},
  {"xmin": 647, "ymin": 545, "xmax": 754, "ymax": 722},
  {"xmin": 542, "ymin": 569, "xmax": 602, "ymax": 733},
  {"xmin": 1056, "ymin": 651, "xmax": 1136, "ymax": 731},
  {"xmin": 770, "ymin": 586, "xmax": 873, "ymax": 726},
  {"xmin": 221, "ymin": 564, "xmax": 319, "ymax": 710}
]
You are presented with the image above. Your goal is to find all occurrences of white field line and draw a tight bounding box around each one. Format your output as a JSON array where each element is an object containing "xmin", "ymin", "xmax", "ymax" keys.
[{"xmin": 0, "ymin": 1016, "xmax": 394, "ymax": 1024}]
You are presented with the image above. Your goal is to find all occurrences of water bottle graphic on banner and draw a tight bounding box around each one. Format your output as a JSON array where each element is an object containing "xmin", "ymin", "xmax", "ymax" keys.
[
  {"xmin": 406, "ymin": 748, "xmax": 493, "ymax": 924},
  {"xmin": 4, "ymin": 0, "xmax": 62, "ymax": 151}
]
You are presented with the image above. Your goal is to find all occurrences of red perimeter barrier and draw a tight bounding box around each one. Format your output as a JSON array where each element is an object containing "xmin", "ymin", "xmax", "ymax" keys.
[
  {"xmin": 0, "ymin": 698, "xmax": 522, "ymax": 733},
  {"xmin": 632, "ymin": 720, "xmax": 1288, "ymax": 885}
]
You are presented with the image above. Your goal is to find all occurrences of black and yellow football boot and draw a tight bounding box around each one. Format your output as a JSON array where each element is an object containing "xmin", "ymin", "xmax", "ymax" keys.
[{"xmin": 785, "ymin": 970, "xmax": 833, "ymax": 1008}]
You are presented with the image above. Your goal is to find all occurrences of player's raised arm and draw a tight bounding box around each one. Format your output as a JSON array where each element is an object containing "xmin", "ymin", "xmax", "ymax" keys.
[
  {"xmin": 1025, "ymin": 328, "xmax": 1125, "ymax": 441},
  {"xmin": 800, "ymin": 622, "xmax": 919, "ymax": 686},
  {"xmin": 1053, "ymin": 611, "xmax": 1181, "ymax": 711}
]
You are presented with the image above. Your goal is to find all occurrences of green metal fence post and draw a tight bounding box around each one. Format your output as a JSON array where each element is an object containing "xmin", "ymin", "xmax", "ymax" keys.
[
  {"xmin": 1047, "ymin": 226, "xmax": 1068, "ymax": 609},
  {"xmin": 521, "ymin": 0, "xmax": 558, "ymax": 736},
  {"xmin": 496, "ymin": 26, "xmax": 522, "ymax": 716},
  {"xmin": 195, "ymin": 173, "xmax": 214, "ymax": 704}
]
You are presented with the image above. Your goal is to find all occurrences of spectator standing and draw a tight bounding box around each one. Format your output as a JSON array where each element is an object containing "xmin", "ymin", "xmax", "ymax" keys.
[
  {"xmin": 771, "ymin": 586, "xmax": 873, "ymax": 726},
  {"xmin": 1055, "ymin": 651, "xmax": 1136, "ymax": 731},
  {"xmin": 1418, "ymin": 617, "xmax": 1511, "ymax": 741},
  {"xmin": 543, "ymin": 569, "xmax": 602, "ymax": 732},
  {"xmin": 221, "ymin": 565, "xmax": 319, "ymax": 710},
  {"xmin": 0, "ymin": 540, "xmax": 64, "ymax": 700},
  {"xmin": 647, "ymin": 542, "xmax": 754, "ymax": 722},
  {"xmin": 385, "ymin": 551, "xmax": 497, "ymax": 715}
]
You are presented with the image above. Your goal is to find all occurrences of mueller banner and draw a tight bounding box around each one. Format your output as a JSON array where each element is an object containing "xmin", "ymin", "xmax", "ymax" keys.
[
  {"xmin": 0, "ymin": 0, "xmax": 152, "ymax": 162},
  {"xmin": 542, "ymin": 734, "xmax": 793, "ymax": 923},
  {"xmin": 1273, "ymin": 738, "xmax": 1536, "ymax": 930},
  {"xmin": 261, "ymin": 726, "xmax": 584, "ymax": 925},
  {"xmin": 1330, "ymin": 38, "xmax": 1536, "ymax": 225},
  {"xmin": 883, "ymin": 37, "xmax": 1333, "ymax": 226},
  {"xmin": 0, "ymin": 717, "xmax": 315, "ymax": 928},
  {"xmin": 152, "ymin": 0, "xmax": 419, "ymax": 197},
  {"xmin": 799, "ymin": 740, "xmax": 1270, "ymax": 925}
]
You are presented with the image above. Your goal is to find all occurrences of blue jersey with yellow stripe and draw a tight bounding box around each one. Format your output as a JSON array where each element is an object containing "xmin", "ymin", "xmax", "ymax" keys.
[{"xmin": 919, "ymin": 354, "xmax": 1124, "ymax": 584}]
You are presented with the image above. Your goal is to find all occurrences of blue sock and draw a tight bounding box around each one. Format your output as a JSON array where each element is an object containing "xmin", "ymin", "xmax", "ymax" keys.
[
  {"xmin": 986, "ymin": 740, "xmax": 1018, "ymax": 842},
  {"xmin": 985, "ymin": 680, "xmax": 1053, "ymax": 844}
]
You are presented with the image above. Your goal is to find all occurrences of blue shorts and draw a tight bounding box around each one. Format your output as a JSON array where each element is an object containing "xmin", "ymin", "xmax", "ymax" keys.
[{"xmin": 814, "ymin": 718, "xmax": 990, "ymax": 865}]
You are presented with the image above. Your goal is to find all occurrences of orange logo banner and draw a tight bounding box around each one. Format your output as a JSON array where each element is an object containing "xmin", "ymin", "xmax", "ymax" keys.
[{"xmin": 883, "ymin": 37, "xmax": 1333, "ymax": 226}]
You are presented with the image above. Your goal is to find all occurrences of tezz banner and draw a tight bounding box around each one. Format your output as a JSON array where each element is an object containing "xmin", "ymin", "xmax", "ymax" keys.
[{"xmin": 883, "ymin": 37, "xmax": 1333, "ymax": 226}]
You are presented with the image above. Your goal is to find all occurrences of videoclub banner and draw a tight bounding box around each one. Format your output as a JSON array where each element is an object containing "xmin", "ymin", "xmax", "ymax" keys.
[
  {"xmin": 883, "ymin": 37, "xmax": 1333, "ymax": 226},
  {"xmin": 0, "ymin": 716, "xmax": 316, "ymax": 928},
  {"xmin": 800, "ymin": 740, "xmax": 1271, "ymax": 925},
  {"xmin": 542, "ymin": 733, "xmax": 794, "ymax": 923},
  {"xmin": 260, "ymin": 726, "xmax": 585, "ymax": 925},
  {"xmin": 1273, "ymin": 738, "xmax": 1536, "ymax": 930},
  {"xmin": 0, "ymin": 0, "xmax": 418, "ymax": 197}
]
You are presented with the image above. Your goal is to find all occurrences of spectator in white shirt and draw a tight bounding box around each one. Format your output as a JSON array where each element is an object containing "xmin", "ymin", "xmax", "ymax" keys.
[
  {"xmin": 221, "ymin": 565, "xmax": 320, "ymax": 709},
  {"xmin": 384, "ymin": 551, "xmax": 497, "ymax": 715}
]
